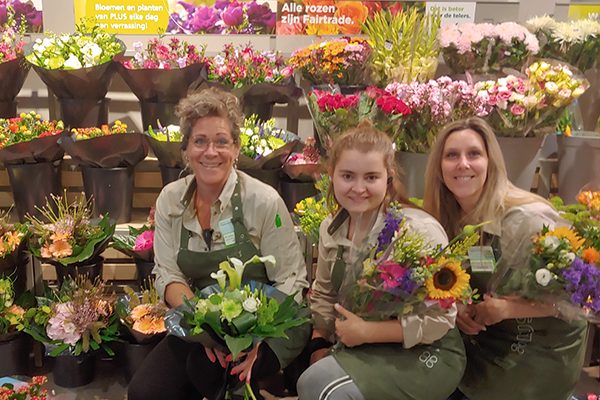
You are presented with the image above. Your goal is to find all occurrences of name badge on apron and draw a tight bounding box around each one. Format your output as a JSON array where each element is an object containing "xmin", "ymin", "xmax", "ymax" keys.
[
  {"xmin": 468, "ymin": 246, "xmax": 496, "ymax": 273},
  {"xmin": 218, "ymin": 218, "xmax": 236, "ymax": 247}
]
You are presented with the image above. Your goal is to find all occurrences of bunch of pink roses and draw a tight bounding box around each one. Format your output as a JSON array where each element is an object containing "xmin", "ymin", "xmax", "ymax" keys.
[
  {"xmin": 122, "ymin": 37, "xmax": 206, "ymax": 70},
  {"xmin": 439, "ymin": 21, "xmax": 539, "ymax": 74}
]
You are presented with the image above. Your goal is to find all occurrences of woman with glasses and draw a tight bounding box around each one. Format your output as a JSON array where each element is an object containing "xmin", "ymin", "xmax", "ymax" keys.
[{"xmin": 128, "ymin": 87, "xmax": 310, "ymax": 400}]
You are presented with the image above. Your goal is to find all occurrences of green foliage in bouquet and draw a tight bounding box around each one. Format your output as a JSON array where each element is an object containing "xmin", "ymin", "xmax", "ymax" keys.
[
  {"xmin": 27, "ymin": 192, "xmax": 115, "ymax": 266},
  {"xmin": 147, "ymin": 123, "xmax": 182, "ymax": 142},
  {"xmin": 183, "ymin": 255, "xmax": 309, "ymax": 359},
  {"xmin": 551, "ymin": 195, "xmax": 600, "ymax": 251},
  {"xmin": 0, "ymin": 277, "xmax": 32, "ymax": 337},
  {"xmin": 363, "ymin": 8, "xmax": 440, "ymax": 86},
  {"xmin": 23, "ymin": 278, "xmax": 119, "ymax": 356},
  {"xmin": 240, "ymin": 115, "xmax": 286, "ymax": 160}
]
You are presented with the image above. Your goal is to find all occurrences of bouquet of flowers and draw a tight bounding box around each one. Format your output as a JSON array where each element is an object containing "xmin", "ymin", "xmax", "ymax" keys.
[
  {"xmin": 338, "ymin": 203, "xmax": 478, "ymax": 320},
  {"xmin": 122, "ymin": 37, "xmax": 205, "ymax": 70},
  {"xmin": 288, "ymin": 37, "xmax": 372, "ymax": 86},
  {"xmin": 0, "ymin": 277, "xmax": 26, "ymax": 341},
  {"xmin": 526, "ymin": 15, "xmax": 600, "ymax": 72},
  {"xmin": 361, "ymin": 86, "xmax": 412, "ymax": 144},
  {"xmin": 294, "ymin": 175, "xmax": 331, "ymax": 242},
  {"xmin": 165, "ymin": 255, "xmax": 309, "ymax": 398},
  {"xmin": 115, "ymin": 282, "xmax": 167, "ymax": 344},
  {"xmin": 147, "ymin": 123, "xmax": 181, "ymax": 142},
  {"xmin": 70, "ymin": 120, "xmax": 127, "ymax": 140},
  {"xmin": 491, "ymin": 225, "xmax": 600, "ymax": 321},
  {"xmin": 551, "ymin": 193, "xmax": 600, "ymax": 252},
  {"xmin": 238, "ymin": 114, "xmax": 299, "ymax": 170},
  {"xmin": 112, "ymin": 208, "xmax": 155, "ymax": 262},
  {"xmin": 474, "ymin": 60, "xmax": 589, "ymax": 137},
  {"xmin": 363, "ymin": 8, "xmax": 440, "ymax": 85},
  {"xmin": 305, "ymin": 90, "xmax": 362, "ymax": 153},
  {"xmin": 0, "ymin": 376, "xmax": 48, "ymax": 400},
  {"xmin": 23, "ymin": 278, "xmax": 119, "ymax": 356},
  {"xmin": 385, "ymin": 77, "xmax": 489, "ymax": 152},
  {"xmin": 146, "ymin": 123, "xmax": 185, "ymax": 173},
  {"xmin": 439, "ymin": 22, "xmax": 539, "ymax": 74},
  {"xmin": 0, "ymin": 0, "xmax": 42, "ymax": 33},
  {"xmin": 209, "ymin": 43, "xmax": 291, "ymax": 88},
  {"xmin": 26, "ymin": 22, "xmax": 122, "ymax": 70},
  {"xmin": 167, "ymin": 0, "xmax": 275, "ymax": 35},
  {"xmin": 0, "ymin": 210, "xmax": 26, "ymax": 259},
  {"xmin": 0, "ymin": 6, "xmax": 26, "ymax": 64},
  {"xmin": 26, "ymin": 192, "xmax": 115, "ymax": 267},
  {"xmin": 0, "ymin": 112, "xmax": 64, "ymax": 149},
  {"xmin": 283, "ymin": 137, "xmax": 321, "ymax": 181}
]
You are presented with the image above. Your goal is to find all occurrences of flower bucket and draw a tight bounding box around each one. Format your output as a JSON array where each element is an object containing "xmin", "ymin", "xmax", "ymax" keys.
[
  {"xmin": 51, "ymin": 255, "xmax": 104, "ymax": 287},
  {"xmin": 239, "ymin": 168, "xmax": 280, "ymax": 192},
  {"xmin": 395, "ymin": 151, "xmax": 429, "ymax": 198},
  {"xmin": 159, "ymin": 165, "xmax": 188, "ymax": 186},
  {"xmin": 134, "ymin": 257, "xmax": 155, "ymax": 287},
  {"xmin": 59, "ymin": 98, "xmax": 110, "ymax": 129},
  {"xmin": 496, "ymin": 136, "xmax": 545, "ymax": 191},
  {"xmin": 280, "ymin": 177, "xmax": 318, "ymax": 212},
  {"xmin": 117, "ymin": 340, "xmax": 157, "ymax": 383},
  {"xmin": 51, "ymin": 352, "xmax": 96, "ymax": 388},
  {"xmin": 557, "ymin": 133, "xmax": 600, "ymax": 204},
  {"xmin": 242, "ymin": 100, "xmax": 274, "ymax": 122},
  {"xmin": 5, "ymin": 161, "xmax": 63, "ymax": 221},
  {"xmin": 0, "ymin": 57, "xmax": 31, "ymax": 118},
  {"xmin": 81, "ymin": 166, "xmax": 134, "ymax": 223},
  {"xmin": 140, "ymin": 101, "xmax": 179, "ymax": 130},
  {"xmin": 0, "ymin": 333, "xmax": 31, "ymax": 376},
  {"xmin": 0, "ymin": 100, "xmax": 17, "ymax": 118}
]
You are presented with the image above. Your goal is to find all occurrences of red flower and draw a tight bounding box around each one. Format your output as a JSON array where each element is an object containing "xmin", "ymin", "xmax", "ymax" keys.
[
  {"xmin": 315, "ymin": 91, "xmax": 359, "ymax": 112},
  {"xmin": 376, "ymin": 95, "xmax": 412, "ymax": 115}
]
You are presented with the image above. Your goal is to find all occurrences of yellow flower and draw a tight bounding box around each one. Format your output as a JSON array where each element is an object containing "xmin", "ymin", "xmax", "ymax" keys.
[
  {"xmin": 426, "ymin": 260, "xmax": 470, "ymax": 300},
  {"xmin": 540, "ymin": 227, "xmax": 585, "ymax": 251}
]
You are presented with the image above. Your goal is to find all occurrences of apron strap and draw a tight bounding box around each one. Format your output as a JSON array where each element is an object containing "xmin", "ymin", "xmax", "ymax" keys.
[
  {"xmin": 230, "ymin": 179, "xmax": 250, "ymax": 244},
  {"xmin": 331, "ymin": 246, "xmax": 345, "ymax": 293}
]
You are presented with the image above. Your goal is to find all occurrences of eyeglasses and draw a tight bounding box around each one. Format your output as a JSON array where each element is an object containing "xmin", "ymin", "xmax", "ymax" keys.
[{"xmin": 192, "ymin": 137, "xmax": 234, "ymax": 151}]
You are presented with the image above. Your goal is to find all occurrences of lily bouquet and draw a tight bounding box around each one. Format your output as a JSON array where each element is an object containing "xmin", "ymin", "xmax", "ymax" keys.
[
  {"xmin": 23, "ymin": 277, "xmax": 119, "ymax": 356},
  {"xmin": 439, "ymin": 22, "xmax": 539, "ymax": 74},
  {"xmin": 0, "ymin": 277, "xmax": 26, "ymax": 341},
  {"xmin": 338, "ymin": 203, "xmax": 478, "ymax": 320},
  {"xmin": 26, "ymin": 192, "xmax": 115, "ymax": 267},
  {"xmin": 166, "ymin": 255, "xmax": 309, "ymax": 399},
  {"xmin": 116, "ymin": 282, "xmax": 167, "ymax": 344},
  {"xmin": 526, "ymin": 15, "xmax": 600, "ymax": 72},
  {"xmin": 474, "ymin": 60, "xmax": 589, "ymax": 137},
  {"xmin": 491, "ymin": 225, "xmax": 600, "ymax": 321},
  {"xmin": 288, "ymin": 37, "xmax": 372, "ymax": 86}
]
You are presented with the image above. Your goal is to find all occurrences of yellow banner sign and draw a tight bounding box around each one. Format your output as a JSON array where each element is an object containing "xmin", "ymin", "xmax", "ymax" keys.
[
  {"xmin": 568, "ymin": 4, "xmax": 600, "ymax": 20},
  {"xmin": 74, "ymin": 0, "xmax": 170, "ymax": 34}
]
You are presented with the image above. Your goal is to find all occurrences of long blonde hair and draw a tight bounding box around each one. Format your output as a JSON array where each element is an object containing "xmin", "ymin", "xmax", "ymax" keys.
[
  {"xmin": 423, "ymin": 117, "xmax": 550, "ymax": 236},
  {"xmin": 326, "ymin": 120, "xmax": 409, "ymax": 213}
]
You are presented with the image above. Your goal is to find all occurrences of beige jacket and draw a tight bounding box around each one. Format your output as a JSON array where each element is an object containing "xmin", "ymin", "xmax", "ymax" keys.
[
  {"xmin": 311, "ymin": 207, "xmax": 458, "ymax": 348},
  {"xmin": 153, "ymin": 169, "xmax": 309, "ymax": 300}
]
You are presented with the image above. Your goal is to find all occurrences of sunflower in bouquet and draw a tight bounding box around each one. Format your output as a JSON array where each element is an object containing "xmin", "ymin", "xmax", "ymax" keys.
[
  {"xmin": 288, "ymin": 37, "xmax": 372, "ymax": 86},
  {"xmin": 551, "ymin": 193, "xmax": 600, "ymax": 258},
  {"xmin": 22, "ymin": 277, "xmax": 119, "ymax": 356},
  {"xmin": 26, "ymin": 192, "xmax": 115, "ymax": 267},
  {"xmin": 339, "ymin": 203, "xmax": 478, "ymax": 320}
]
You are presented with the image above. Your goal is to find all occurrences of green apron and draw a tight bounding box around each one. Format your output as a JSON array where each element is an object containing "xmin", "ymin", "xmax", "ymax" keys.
[
  {"xmin": 330, "ymin": 247, "xmax": 467, "ymax": 400},
  {"xmin": 460, "ymin": 234, "xmax": 588, "ymax": 400},
  {"xmin": 176, "ymin": 179, "xmax": 310, "ymax": 368}
]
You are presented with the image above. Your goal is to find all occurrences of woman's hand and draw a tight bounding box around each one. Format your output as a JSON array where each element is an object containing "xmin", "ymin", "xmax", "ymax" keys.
[
  {"xmin": 473, "ymin": 295, "xmax": 509, "ymax": 326},
  {"xmin": 334, "ymin": 304, "xmax": 367, "ymax": 347},
  {"xmin": 456, "ymin": 302, "xmax": 486, "ymax": 335},
  {"xmin": 230, "ymin": 342, "xmax": 261, "ymax": 383},
  {"xmin": 205, "ymin": 346, "xmax": 231, "ymax": 369}
]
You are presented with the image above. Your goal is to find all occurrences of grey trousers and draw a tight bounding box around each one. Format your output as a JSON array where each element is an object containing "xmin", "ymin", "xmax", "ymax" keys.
[{"xmin": 297, "ymin": 356, "xmax": 365, "ymax": 400}]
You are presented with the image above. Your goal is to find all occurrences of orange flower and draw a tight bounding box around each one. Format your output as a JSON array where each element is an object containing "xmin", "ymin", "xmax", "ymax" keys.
[
  {"xmin": 130, "ymin": 304, "xmax": 153, "ymax": 321},
  {"xmin": 133, "ymin": 316, "xmax": 166, "ymax": 334},
  {"xmin": 582, "ymin": 247, "xmax": 600, "ymax": 265},
  {"xmin": 40, "ymin": 245, "xmax": 52, "ymax": 258},
  {"xmin": 335, "ymin": 1, "xmax": 369, "ymax": 34},
  {"xmin": 49, "ymin": 239, "xmax": 73, "ymax": 258},
  {"xmin": 4, "ymin": 231, "xmax": 22, "ymax": 251},
  {"xmin": 50, "ymin": 231, "xmax": 70, "ymax": 242}
]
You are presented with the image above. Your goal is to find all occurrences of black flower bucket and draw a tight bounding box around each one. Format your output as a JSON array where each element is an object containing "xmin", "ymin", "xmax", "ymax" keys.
[
  {"xmin": 51, "ymin": 351, "xmax": 96, "ymax": 388},
  {"xmin": 59, "ymin": 98, "xmax": 110, "ymax": 129},
  {"xmin": 5, "ymin": 161, "xmax": 62, "ymax": 221},
  {"xmin": 159, "ymin": 165, "xmax": 188, "ymax": 186},
  {"xmin": 117, "ymin": 340, "xmax": 157, "ymax": 382},
  {"xmin": 280, "ymin": 177, "xmax": 318, "ymax": 212},
  {"xmin": 0, "ymin": 333, "xmax": 31, "ymax": 376},
  {"xmin": 140, "ymin": 101, "xmax": 179, "ymax": 130},
  {"xmin": 0, "ymin": 57, "xmax": 31, "ymax": 118},
  {"xmin": 81, "ymin": 166, "xmax": 134, "ymax": 223},
  {"xmin": 51, "ymin": 256, "xmax": 104, "ymax": 287},
  {"xmin": 134, "ymin": 257, "xmax": 155, "ymax": 288}
]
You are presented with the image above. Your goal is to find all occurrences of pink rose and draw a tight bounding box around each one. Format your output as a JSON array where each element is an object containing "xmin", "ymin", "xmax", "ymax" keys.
[
  {"xmin": 510, "ymin": 104, "xmax": 526, "ymax": 116},
  {"xmin": 134, "ymin": 230, "xmax": 154, "ymax": 251}
]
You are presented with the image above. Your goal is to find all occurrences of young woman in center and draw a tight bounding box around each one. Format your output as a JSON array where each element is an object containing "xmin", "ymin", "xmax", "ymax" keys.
[
  {"xmin": 423, "ymin": 117, "xmax": 587, "ymax": 400},
  {"xmin": 297, "ymin": 121, "xmax": 466, "ymax": 400}
]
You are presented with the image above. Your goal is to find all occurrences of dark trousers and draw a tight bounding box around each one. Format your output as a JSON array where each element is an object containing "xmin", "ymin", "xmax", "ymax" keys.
[{"xmin": 128, "ymin": 335, "xmax": 280, "ymax": 400}]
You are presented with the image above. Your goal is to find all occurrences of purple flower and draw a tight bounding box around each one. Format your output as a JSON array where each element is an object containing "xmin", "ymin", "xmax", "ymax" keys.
[
  {"xmin": 246, "ymin": 1, "xmax": 275, "ymax": 29},
  {"xmin": 399, "ymin": 272, "xmax": 418, "ymax": 294},
  {"xmin": 187, "ymin": 6, "xmax": 221, "ymax": 33},
  {"xmin": 167, "ymin": 12, "xmax": 185, "ymax": 33},
  {"xmin": 376, "ymin": 210, "xmax": 402, "ymax": 253},
  {"xmin": 222, "ymin": 2, "xmax": 244, "ymax": 27},
  {"xmin": 214, "ymin": 0, "xmax": 230, "ymax": 10},
  {"xmin": 561, "ymin": 258, "xmax": 600, "ymax": 313}
]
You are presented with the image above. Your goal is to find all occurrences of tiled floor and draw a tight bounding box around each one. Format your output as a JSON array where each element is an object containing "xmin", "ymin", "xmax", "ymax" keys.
[{"xmin": 28, "ymin": 357, "xmax": 600, "ymax": 400}]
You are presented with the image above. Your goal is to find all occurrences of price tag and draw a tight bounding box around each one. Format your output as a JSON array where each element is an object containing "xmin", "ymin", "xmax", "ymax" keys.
[{"xmin": 468, "ymin": 246, "xmax": 496, "ymax": 273}]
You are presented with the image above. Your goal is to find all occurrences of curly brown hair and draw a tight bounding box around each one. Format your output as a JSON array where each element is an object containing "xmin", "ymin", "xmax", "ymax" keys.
[{"xmin": 176, "ymin": 87, "xmax": 244, "ymax": 151}]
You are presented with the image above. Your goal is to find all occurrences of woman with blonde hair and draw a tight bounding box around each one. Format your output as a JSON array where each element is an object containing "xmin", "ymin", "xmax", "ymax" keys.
[
  {"xmin": 297, "ymin": 121, "xmax": 466, "ymax": 400},
  {"xmin": 423, "ymin": 117, "xmax": 587, "ymax": 400}
]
